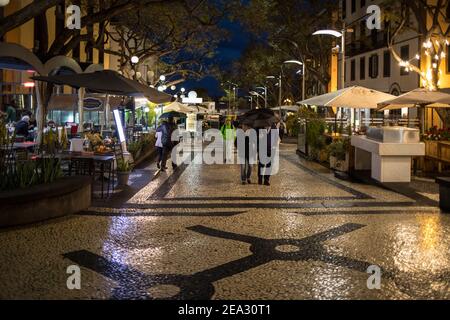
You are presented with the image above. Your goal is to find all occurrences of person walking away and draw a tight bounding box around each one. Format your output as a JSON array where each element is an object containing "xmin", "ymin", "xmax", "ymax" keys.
[
  {"xmin": 160, "ymin": 116, "xmax": 177, "ymax": 172},
  {"xmin": 257, "ymin": 123, "xmax": 278, "ymax": 186},
  {"xmin": 155, "ymin": 124, "xmax": 164, "ymax": 169},
  {"xmin": 220, "ymin": 118, "xmax": 236, "ymax": 163},
  {"xmin": 240, "ymin": 122, "xmax": 254, "ymax": 185}
]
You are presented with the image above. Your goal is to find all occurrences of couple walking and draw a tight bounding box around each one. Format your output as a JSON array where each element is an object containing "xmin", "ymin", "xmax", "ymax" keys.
[
  {"xmin": 155, "ymin": 116, "xmax": 178, "ymax": 172},
  {"xmin": 238, "ymin": 121, "xmax": 277, "ymax": 187}
]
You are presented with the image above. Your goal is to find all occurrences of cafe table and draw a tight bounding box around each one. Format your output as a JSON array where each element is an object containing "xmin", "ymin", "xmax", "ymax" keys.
[{"xmin": 42, "ymin": 151, "xmax": 116, "ymax": 198}]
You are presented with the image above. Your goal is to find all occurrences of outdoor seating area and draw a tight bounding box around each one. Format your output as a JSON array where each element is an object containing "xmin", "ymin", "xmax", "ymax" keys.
[{"xmin": 295, "ymin": 86, "xmax": 450, "ymax": 186}]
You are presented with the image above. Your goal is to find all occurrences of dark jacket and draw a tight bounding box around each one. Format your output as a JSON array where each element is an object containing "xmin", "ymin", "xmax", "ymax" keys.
[
  {"xmin": 161, "ymin": 122, "xmax": 176, "ymax": 148},
  {"xmin": 15, "ymin": 120, "xmax": 29, "ymax": 137}
]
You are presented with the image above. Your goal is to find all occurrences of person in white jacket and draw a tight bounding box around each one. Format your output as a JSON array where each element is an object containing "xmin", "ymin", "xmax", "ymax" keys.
[{"xmin": 155, "ymin": 126, "xmax": 164, "ymax": 169}]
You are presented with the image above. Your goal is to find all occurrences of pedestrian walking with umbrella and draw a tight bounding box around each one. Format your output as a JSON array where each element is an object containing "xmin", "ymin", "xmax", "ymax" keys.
[
  {"xmin": 240, "ymin": 109, "xmax": 278, "ymax": 186},
  {"xmin": 159, "ymin": 112, "xmax": 184, "ymax": 172}
]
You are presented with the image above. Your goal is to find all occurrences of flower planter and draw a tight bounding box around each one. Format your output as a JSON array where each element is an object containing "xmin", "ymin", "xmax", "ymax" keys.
[
  {"xmin": 318, "ymin": 149, "xmax": 329, "ymax": 163},
  {"xmin": 330, "ymin": 154, "xmax": 349, "ymax": 172},
  {"xmin": 0, "ymin": 176, "xmax": 91, "ymax": 227},
  {"xmin": 117, "ymin": 172, "xmax": 131, "ymax": 186},
  {"xmin": 425, "ymin": 140, "xmax": 439, "ymax": 158}
]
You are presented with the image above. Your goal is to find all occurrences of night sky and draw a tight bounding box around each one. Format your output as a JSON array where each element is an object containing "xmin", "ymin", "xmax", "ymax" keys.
[{"xmin": 183, "ymin": 19, "xmax": 251, "ymax": 99}]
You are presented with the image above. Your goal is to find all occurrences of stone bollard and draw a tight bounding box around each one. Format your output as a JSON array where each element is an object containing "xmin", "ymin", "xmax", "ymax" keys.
[{"xmin": 436, "ymin": 177, "xmax": 450, "ymax": 213}]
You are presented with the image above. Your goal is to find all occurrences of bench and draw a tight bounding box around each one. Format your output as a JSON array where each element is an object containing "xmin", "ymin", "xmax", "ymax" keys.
[{"xmin": 436, "ymin": 177, "xmax": 450, "ymax": 213}]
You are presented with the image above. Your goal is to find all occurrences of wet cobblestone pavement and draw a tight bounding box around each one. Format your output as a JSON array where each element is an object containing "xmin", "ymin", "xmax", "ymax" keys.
[{"xmin": 1, "ymin": 144, "xmax": 449, "ymax": 300}]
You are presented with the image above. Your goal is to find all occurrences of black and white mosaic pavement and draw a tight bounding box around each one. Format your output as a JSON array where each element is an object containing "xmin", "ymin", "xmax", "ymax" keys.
[{"xmin": 0, "ymin": 144, "xmax": 449, "ymax": 299}]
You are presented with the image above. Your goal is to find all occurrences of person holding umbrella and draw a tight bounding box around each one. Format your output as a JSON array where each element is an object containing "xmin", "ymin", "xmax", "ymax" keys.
[
  {"xmin": 159, "ymin": 112, "xmax": 183, "ymax": 171},
  {"xmin": 241, "ymin": 109, "xmax": 278, "ymax": 186}
]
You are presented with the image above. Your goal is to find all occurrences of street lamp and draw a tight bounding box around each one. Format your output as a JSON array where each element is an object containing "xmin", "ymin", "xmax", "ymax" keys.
[
  {"xmin": 131, "ymin": 56, "xmax": 139, "ymax": 64},
  {"xmin": 255, "ymin": 86, "xmax": 268, "ymax": 109},
  {"xmin": 313, "ymin": 27, "xmax": 353, "ymax": 131},
  {"xmin": 279, "ymin": 59, "xmax": 305, "ymax": 108},
  {"xmin": 249, "ymin": 91, "xmax": 266, "ymax": 109},
  {"xmin": 312, "ymin": 28, "xmax": 353, "ymax": 90}
]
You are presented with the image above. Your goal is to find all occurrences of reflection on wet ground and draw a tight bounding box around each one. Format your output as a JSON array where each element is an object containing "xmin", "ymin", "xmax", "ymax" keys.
[{"xmin": 0, "ymin": 144, "xmax": 449, "ymax": 299}]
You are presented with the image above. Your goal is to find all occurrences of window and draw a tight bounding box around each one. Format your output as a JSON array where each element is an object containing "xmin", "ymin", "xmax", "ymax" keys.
[
  {"xmin": 400, "ymin": 45, "xmax": 410, "ymax": 75},
  {"xmin": 369, "ymin": 54, "xmax": 379, "ymax": 78},
  {"xmin": 383, "ymin": 50, "xmax": 391, "ymax": 77},
  {"xmin": 360, "ymin": 57, "xmax": 366, "ymax": 80},
  {"xmin": 351, "ymin": 59, "xmax": 356, "ymax": 81},
  {"xmin": 351, "ymin": 0, "xmax": 356, "ymax": 13}
]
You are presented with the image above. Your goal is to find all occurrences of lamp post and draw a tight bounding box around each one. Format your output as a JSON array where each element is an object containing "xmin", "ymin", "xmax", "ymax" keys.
[
  {"xmin": 250, "ymin": 91, "xmax": 266, "ymax": 109},
  {"xmin": 313, "ymin": 26, "xmax": 353, "ymax": 132},
  {"xmin": 280, "ymin": 60, "xmax": 305, "ymax": 105},
  {"xmin": 313, "ymin": 26, "xmax": 353, "ymax": 91},
  {"xmin": 255, "ymin": 86, "xmax": 268, "ymax": 109}
]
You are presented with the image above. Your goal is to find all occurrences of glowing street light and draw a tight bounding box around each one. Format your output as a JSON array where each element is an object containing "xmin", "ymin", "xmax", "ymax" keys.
[
  {"xmin": 131, "ymin": 56, "xmax": 139, "ymax": 64},
  {"xmin": 312, "ymin": 30, "xmax": 343, "ymax": 38}
]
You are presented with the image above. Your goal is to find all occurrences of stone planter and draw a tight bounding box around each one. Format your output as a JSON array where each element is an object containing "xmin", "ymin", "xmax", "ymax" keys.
[
  {"xmin": 0, "ymin": 176, "xmax": 91, "ymax": 228},
  {"xmin": 330, "ymin": 154, "xmax": 349, "ymax": 172},
  {"xmin": 117, "ymin": 171, "xmax": 131, "ymax": 186},
  {"xmin": 318, "ymin": 149, "xmax": 329, "ymax": 163}
]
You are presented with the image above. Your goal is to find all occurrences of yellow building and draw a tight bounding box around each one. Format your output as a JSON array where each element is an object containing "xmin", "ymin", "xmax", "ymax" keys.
[{"xmin": 0, "ymin": 0, "xmax": 113, "ymax": 121}]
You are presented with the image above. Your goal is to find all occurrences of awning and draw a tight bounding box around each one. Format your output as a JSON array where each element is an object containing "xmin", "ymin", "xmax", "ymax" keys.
[
  {"xmin": 298, "ymin": 86, "xmax": 395, "ymax": 109},
  {"xmin": 32, "ymin": 70, "xmax": 173, "ymax": 104}
]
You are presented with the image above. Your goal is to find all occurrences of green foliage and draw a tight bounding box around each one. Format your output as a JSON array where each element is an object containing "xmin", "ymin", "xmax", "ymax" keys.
[
  {"xmin": 0, "ymin": 157, "xmax": 62, "ymax": 191},
  {"xmin": 286, "ymin": 114, "xmax": 300, "ymax": 137},
  {"xmin": 128, "ymin": 133, "xmax": 156, "ymax": 163},
  {"xmin": 117, "ymin": 158, "xmax": 133, "ymax": 173},
  {"xmin": 306, "ymin": 118, "xmax": 327, "ymax": 158},
  {"xmin": 328, "ymin": 139, "xmax": 350, "ymax": 161}
]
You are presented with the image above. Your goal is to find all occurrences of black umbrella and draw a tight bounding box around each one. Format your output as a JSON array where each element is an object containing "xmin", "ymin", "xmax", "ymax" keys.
[
  {"xmin": 240, "ymin": 108, "xmax": 277, "ymax": 128},
  {"xmin": 160, "ymin": 111, "xmax": 186, "ymax": 119},
  {"xmin": 32, "ymin": 70, "xmax": 172, "ymax": 104}
]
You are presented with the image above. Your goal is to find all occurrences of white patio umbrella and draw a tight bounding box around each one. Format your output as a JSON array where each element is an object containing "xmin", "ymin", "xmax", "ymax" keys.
[
  {"xmin": 163, "ymin": 101, "xmax": 197, "ymax": 114},
  {"xmin": 378, "ymin": 88, "xmax": 450, "ymax": 110},
  {"xmin": 298, "ymin": 86, "xmax": 396, "ymax": 134},
  {"xmin": 271, "ymin": 105, "xmax": 300, "ymax": 112},
  {"xmin": 377, "ymin": 88, "xmax": 450, "ymax": 133},
  {"xmin": 299, "ymin": 86, "xmax": 395, "ymax": 109}
]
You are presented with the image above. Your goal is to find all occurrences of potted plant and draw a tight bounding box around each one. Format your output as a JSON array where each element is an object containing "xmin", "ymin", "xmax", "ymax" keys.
[
  {"xmin": 116, "ymin": 158, "xmax": 133, "ymax": 186},
  {"xmin": 328, "ymin": 139, "xmax": 350, "ymax": 172}
]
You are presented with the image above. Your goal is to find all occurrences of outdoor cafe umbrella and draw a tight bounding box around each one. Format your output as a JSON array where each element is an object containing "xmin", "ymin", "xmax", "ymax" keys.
[
  {"xmin": 299, "ymin": 86, "xmax": 395, "ymax": 109},
  {"xmin": 32, "ymin": 70, "xmax": 173, "ymax": 104},
  {"xmin": 377, "ymin": 88, "xmax": 450, "ymax": 110},
  {"xmin": 163, "ymin": 101, "xmax": 197, "ymax": 114},
  {"xmin": 299, "ymin": 86, "xmax": 396, "ymax": 133},
  {"xmin": 377, "ymin": 88, "xmax": 450, "ymax": 133}
]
